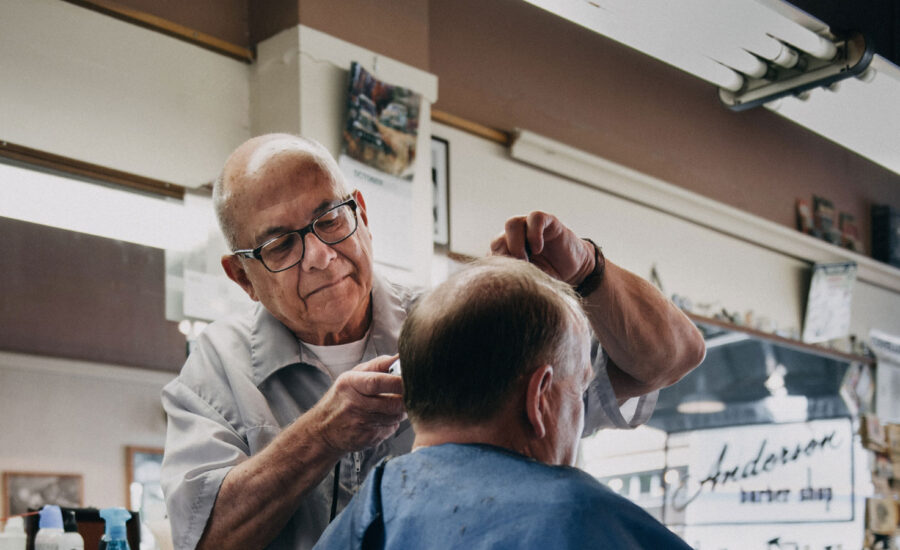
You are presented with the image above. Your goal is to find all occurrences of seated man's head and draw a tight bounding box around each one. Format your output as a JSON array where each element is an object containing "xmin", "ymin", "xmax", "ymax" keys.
[
  {"xmin": 399, "ymin": 256, "xmax": 594, "ymax": 466},
  {"xmin": 215, "ymin": 134, "xmax": 375, "ymax": 345}
]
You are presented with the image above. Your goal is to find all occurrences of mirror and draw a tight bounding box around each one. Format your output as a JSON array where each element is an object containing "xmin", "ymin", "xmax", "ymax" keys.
[{"xmin": 581, "ymin": 318, "xmax": 872, "ymax": 549}]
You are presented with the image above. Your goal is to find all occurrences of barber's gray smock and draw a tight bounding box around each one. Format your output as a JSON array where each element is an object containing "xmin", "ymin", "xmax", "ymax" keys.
[{"xmin": 160, "ymin": 272, "xmax": 657, "ymax": 550}]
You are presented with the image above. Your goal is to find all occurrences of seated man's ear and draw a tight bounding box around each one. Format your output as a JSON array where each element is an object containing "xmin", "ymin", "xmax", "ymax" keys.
[
  {"xmin": 222, "ymin": 255, "xmax": 259, "ymax": 302},
  {"xmin": 525, "ymin": 365, "xmax": 554, "ymax": 439}
]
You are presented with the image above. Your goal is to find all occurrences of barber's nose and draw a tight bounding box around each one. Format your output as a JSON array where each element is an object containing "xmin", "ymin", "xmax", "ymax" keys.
[{"xmin": 300, "ymin": 232, "xmax": 337, "ymax": 271}]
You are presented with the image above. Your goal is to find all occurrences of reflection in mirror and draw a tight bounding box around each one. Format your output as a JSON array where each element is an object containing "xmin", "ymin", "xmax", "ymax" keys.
[
  {"xmin": 581, "ymin": 320, "xmax": 873, "ymax": 549},
  {"xmin": 649, "ymin": 321, "xmax": 858, "ymax": 433}
]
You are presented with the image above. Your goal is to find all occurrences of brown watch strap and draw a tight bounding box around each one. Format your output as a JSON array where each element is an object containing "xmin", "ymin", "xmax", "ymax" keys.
[{"xmin": 575, "ymin": 238, "xmax": 605, "ymax": 297}]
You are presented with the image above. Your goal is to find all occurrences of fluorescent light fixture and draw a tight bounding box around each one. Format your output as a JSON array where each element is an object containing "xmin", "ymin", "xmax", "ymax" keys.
[
  {"xmin": 521, "ymin": 0, "xmax": 900, "ymax": 176},
  {"xmin": 719, "ymin": 32, "xmax": 874, "ymax": 111},
  {"xmin": 676, "ymin": 373, "xmax": 726, "ymax": 414},
  {"xmin": 677, "ymin": 395, "xmax": 727, "ymax": 414},
  {"xmin": 704, "ymin": 331, "xmax": 751, "ymax": 349}
]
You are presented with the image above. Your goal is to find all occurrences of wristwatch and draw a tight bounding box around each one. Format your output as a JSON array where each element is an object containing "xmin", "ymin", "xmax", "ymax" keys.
[{"xmin": 575, "ymin": 238, "xmax": 605, "ymax": 297}]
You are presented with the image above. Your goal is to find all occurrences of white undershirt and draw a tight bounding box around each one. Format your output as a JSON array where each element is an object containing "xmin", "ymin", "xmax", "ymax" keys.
[{"xmin": 302, "ymin": 332, "xmax": 370, "ymax": 379}]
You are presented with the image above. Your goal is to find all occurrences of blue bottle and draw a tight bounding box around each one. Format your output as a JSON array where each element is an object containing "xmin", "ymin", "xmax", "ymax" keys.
[
  {"xmin": 35, "ymin": 505, "xmax": 64, "ymax": 550},
  {"xmin": 98, "ymin": 508, "xmax": 131, "ymax": 550}
]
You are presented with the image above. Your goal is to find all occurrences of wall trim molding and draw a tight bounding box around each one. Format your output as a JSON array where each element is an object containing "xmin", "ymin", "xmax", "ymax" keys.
[
  {"xmin": 0, "ymin": 351, "xmax": 177, "ymax": 385},
  {"xmin": 0, "ymin": 140, "xmax": 186, "ymax": 199},
  {"xmin": 510, "ymin": 129, "xmax": 900, "ymax": 294},
  {"xmin": 62, "ymin": 0, "xmax": 254, "ymax": 62},
  {"xmin": 431, "ymin": 110, "xmax": 510, "ymax": 145}
]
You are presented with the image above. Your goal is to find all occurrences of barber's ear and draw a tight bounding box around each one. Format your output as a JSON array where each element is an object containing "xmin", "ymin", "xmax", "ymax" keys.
[
  {"xmin": 352, "ymin": 189, "xmax": 370, "ymax": 228},
  {"xmin": 525, "ymin": 365, "xmax": 554, "ymax": 439},
  {"xmin": 221, "ymin": 254, "xmax": 259, "ymax": 302}
]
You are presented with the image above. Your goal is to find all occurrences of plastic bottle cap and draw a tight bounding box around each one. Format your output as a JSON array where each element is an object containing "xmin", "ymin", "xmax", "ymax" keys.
[
  {"xmin": 39, "ymin": 505, "xmax": 64, "ymax": 529},
  {"xmin": 3, "ymin": 516, "xmax": 25, "ymax": 533},
  {"xmin": 99, "ymin": 507, "xmax": 131, "ymax": 541}
]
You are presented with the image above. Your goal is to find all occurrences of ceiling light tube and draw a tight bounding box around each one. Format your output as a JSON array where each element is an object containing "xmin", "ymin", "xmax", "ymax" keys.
[
  {"xmin": 733, "ymin": 0, "xmax": 838, "ymax": 60},
  {"xmin": 770, "ymin": 28, "xmax": 837, "ymax": 60},
  {"xmin": 742, "ymin": 35, "xmax": 799, "ymax": 68},
  {"xmin": 771, "ymin": 42, "xmax": 800, "ymax": 68},
  {"xmin": 712, "ymin": 63, "xmax": 745, "ymax": 92},
  {"xmin": 712, "ymin": 48, "xmax": 769, "ymax": 79}
]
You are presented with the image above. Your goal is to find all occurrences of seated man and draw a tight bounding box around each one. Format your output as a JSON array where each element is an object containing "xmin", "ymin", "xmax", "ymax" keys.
[{"xmin": 314, "ymin": 256, "xmax": 691, "ymax": 549}]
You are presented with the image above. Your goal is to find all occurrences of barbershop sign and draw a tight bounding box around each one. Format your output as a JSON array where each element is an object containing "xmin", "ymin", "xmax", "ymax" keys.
[{"xmin": 673, "ymin": 418, "xmax": 853, "ymax": 525}]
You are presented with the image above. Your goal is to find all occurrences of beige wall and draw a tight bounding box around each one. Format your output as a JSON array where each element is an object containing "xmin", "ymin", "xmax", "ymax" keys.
[
  {"xmin": 0, "ymin": 353, "xmax": 172, "ymax": 510},
  {"xmin": 0, "ymin": 0, "xmax": 250, "ymax": 188},
  {"xmin": 436, "ymin": 120, "xmax": 900, "ymax": 338}
]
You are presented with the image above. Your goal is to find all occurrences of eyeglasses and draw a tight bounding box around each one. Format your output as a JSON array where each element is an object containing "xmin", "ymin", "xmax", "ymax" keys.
[{"xmin": 233, "ymin": 198, "xmax": 358, "ymax": 273}]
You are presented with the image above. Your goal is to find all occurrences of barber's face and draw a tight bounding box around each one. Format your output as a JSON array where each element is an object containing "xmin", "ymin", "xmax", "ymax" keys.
[{"xmin": 226, "ymin": 156, "xmax": 374, "ymax": 343}]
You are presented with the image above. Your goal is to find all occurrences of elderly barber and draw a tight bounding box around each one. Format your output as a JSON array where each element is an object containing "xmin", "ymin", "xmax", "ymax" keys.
[
  {"xmin": 160, "ymin": 133, "xmax": 705, "ymax": 550},
  {"xmin": 315, "ymin": 256, "xmax": 694, "ymax": 549}
]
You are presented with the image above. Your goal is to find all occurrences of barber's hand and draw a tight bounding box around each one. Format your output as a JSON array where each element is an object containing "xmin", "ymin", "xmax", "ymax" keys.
[
  {"xmin": 313, "ymin": 355, "xmax": 407, "ymax": 455},
  {"xmin": 490, "ymin": 211, "xmax": 594, "ymax": 286}
]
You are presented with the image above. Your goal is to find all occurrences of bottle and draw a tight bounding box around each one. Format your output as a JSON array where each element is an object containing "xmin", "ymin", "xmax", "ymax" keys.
[
  {"xmin": 34, "ymin": 505, "xmax": 64, "ymax": 550},
  {"xmin": 58, "ymin": 510, "xmax": 84, "ymax": 550},
  {"xmin": 0, "ymin": 516, "xmax": 27, "ymax": 550},
  {"xmin": 99, "ymin": 508, "xmax": 131, "ymax": 550}
]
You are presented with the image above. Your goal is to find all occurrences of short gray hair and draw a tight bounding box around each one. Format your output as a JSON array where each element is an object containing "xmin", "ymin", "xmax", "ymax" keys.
[{"xmin": 399, "ymin": 256, "xmax": 590, "ymax": 425}]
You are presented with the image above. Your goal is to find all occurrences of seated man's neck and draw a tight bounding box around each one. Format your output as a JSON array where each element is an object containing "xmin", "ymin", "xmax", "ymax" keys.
[{"xmin": 412, "ymin": 417, "xmax": 532, "ymax": 459}]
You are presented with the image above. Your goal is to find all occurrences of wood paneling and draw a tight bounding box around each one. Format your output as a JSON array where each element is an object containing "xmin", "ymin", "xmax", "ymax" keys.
[
  {"xmin": 0, "ymin": 217, "xmax": 185, "ymax": 372},
  {"xmin": 298, "ymin": 0, "xmax": 430, "ymax": 70}
]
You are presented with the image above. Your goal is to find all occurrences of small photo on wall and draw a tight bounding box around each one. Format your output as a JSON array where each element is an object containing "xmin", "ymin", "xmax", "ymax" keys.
[
  {"xmin": 2, "ymin": 471, "xmax": 83, "ymax": 516},
  {"xmin": 431, "ymin": 136, "xmax": 449, "ymax": 247}
]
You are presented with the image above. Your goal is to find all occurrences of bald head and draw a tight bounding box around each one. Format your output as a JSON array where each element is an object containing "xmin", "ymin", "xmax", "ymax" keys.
[
  {"xmin": 399, "ymin": 256, "xmax": 590, "ymax": 426},
  {"xmin": 214, "ymin": 134, "xmax": 348, "ymax": 249}
]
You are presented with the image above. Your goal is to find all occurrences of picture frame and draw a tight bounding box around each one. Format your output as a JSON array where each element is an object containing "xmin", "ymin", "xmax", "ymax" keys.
[
  {"xmin": 2, "ymin": 471, "xmax": 83, "ymax": 517},
  {"xmin": 125, "ymin": 446, "xmax": 166, "ymax": 522},
  {"xmin": 431, "ymin": 136, "xmax": 450, "ymax": 247}
]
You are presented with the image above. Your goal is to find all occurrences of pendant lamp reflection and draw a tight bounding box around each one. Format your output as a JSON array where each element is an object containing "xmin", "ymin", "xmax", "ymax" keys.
[{"xmin": 676, "ymin": 373, "xmax": 726, "ymax": 414}]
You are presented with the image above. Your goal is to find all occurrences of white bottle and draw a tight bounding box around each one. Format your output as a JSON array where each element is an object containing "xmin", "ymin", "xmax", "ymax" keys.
[
  {"xmin": 34, "ymin": 505, "xmax": 64, "ymax": 550},
  {"xmin": 0, "ymin": 516, "xmax": 28, "ymax": 550},
  {"xmin": 58, "ymin": 510, "xmax": 84, "ymax": 550}
]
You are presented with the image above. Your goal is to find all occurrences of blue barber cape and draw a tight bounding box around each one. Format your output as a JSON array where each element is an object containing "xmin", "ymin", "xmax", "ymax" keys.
[{"xmin": 314, "ymin": 443, "xmax": 691, "ymax": 549}]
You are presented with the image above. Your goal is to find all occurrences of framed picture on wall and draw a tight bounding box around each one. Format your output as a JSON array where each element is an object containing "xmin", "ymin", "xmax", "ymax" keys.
[
  {"xmin": 431, "ymin": 136, "xmax": 450, "ymax": 247},
  {"xmin": 2, "ymin": 471, "xmax": 83, "ymax": 516},
  {"xmin": 125, "ymin": 446, "xmax": 166, "ymax": 522}
]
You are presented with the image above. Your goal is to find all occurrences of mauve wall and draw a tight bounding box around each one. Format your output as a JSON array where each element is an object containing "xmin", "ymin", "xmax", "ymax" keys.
[{"xmin": 0, "ymin": 216, "xmax": 185, "ymax": 372}]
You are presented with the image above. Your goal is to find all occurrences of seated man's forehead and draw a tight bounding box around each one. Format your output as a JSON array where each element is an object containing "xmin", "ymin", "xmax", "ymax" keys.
[{"xmin": 245, "ymin": 138, "xmax": 324, "ymax": 176}]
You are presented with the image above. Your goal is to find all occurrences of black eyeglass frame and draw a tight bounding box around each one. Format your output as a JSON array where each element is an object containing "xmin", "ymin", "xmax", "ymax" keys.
[{"xmin": 232, "ymin": 198, "xmax": 358, "ymax": 273}]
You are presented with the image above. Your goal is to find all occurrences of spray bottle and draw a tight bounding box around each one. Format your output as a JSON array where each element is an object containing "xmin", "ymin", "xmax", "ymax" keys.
[
  {"xmin": 35, "ymin": 505, "xmax": 64, "ymax": 550},
  {"xmin": 58, "ymin": 510, "xmax": 84, "ymax": 550},
  {"xmin": 0, "ymin": 516, "xmax": 27, "ymax": 550},
  {"xmin": 98, "ymin": 508, "xmax": 131, "ymax": 550}
]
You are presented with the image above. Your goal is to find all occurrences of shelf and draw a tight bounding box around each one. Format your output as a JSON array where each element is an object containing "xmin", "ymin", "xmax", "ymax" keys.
[
  {"xmin": 510, "ymin": 129, "xmax": 900, "ymax": 294},
  {"xmin": 687, "ymin": 312, "xmax": 875, "ymax": 365}
]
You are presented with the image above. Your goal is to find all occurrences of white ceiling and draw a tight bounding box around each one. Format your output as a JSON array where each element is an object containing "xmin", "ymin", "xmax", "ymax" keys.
[{"xmin": 522, "ymin": 0, "xmax": 900, "ymax": 177}]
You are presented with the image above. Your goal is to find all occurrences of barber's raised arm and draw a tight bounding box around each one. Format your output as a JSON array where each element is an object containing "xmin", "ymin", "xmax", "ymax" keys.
[
  {"xmin": 162, "ymin": 355, "xmax": 405, "ymax": 550},
  {"xmin": 490, "ymin": 211, "xmax": 705, "ymax": 403}
]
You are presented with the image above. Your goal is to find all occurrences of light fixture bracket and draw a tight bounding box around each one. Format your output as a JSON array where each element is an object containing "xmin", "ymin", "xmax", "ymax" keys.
[{"xmin": 719, "ymin": 32, "xmax": 874, "ymax": 111}]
